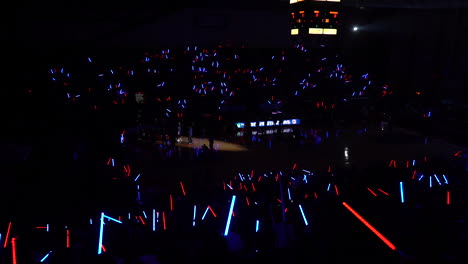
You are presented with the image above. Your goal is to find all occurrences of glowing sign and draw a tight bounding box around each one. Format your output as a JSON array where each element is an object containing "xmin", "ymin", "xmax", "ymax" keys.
[
  {"xmin": 283, "ymin": 120, "xmax": 291, "ymax": 125},
  {"xmin": 236, "ymin": 119, "xmax": 301, "ymax": 129},
  {"xmin": 291, "ymin": 28, "xmax": 299, "ymax": 35},
  {"xmin": 266, "ymin": 121, "xmax": 275, "ymax": 126},
  {"xmin": 259, "ymin": 121, "xmax": 265, "ymax": 127},
  {"xmin": 309, "ymin": 28, "xmax": 323, "ymax": 34},
  {"xmin": 235, "ymin": 122, "xmax": 245, "ymax": 128},
  {"xmin": 250, "ymin": 122, "xmax": 257, "ymax": 127},
  {"xmin": 323, "ymin": 28, "xmax": 337, "ymax": 35}
]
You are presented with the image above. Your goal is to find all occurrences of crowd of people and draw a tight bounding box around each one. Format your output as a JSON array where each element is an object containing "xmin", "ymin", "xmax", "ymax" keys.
[{"xmin": 4, "ymin": 44, "xmax": 467, "ymax": 264}]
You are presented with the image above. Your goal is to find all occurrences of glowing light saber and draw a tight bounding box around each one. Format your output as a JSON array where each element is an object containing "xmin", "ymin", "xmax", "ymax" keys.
[
  {"xmin": 442, "ymin": 175, "xmax": 448, "ymax": 184},
  {"xmin": 434, "ymin": 174, "xmax": 441, "ymax": 185},
  {"xmin": 12, "ymin": 237, "xmax": 17, "ymax": 264},
  {"xmin": 429, "ymin": 176, "xmax": 432, "ymax": 188},
  {"xmin": 342, "ymin": 202, "xmax": 397, "ymax": 251},
  {"xmin": 3, "ymin": 222, "xmax": 12, "ymax": 248},
  {"xmin": 152, "ymin": 209, "xmax": 156, "ymax": 231},
  {"xmin": 367, "ymin": 188, "xmax": 378, "ymax": 196},
  {"xmin": 377, "ymin": 188, "xmax": 389, "ymax": 196},
  {"xmin": 98, "ymin": 213, "xmax": 105, "ymax": 254},
  {"xmin": 298, "ymin": 204, "xmax": 309, "ymax": 226},
  {"xmin": 40, "ymin": 251, "xmax": 52, "ymax": 262},
  {"xmin": 193, "ymin": 205, "xmax": 197, "ymax": 227},
  {"xmin": 66, "ymin": 229, "xmax": 70, "ymax": 248},
  {"xmin": 223, "ymin": 195, "xmax": 237, "ymax": 236},
  {"xmin": 209, "ymin": 206, "xmax": 217, "ymax": 217},
  {"xmin": 256, "ymin": 220, "xmax": 260, "ymax": 232},
  {"xmin": 202, "ymin": 206, "xmax": 210, "ymax": 220},
  {"xmin": 180, "ymin": 181, "xmax": 186, "ymax": 196},
  {"xmin": 103, "ymin": 215, "xmax": 123, "ymax": 224},
  {"xmin": 399, "ymin": 182, "xmax": 405, "ymax": 203}
]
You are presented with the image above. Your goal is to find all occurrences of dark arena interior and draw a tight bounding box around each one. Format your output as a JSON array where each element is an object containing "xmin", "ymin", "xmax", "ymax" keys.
[{"xmin": 5, "ymin": 0, "xmax": 468, "ymax": 263}]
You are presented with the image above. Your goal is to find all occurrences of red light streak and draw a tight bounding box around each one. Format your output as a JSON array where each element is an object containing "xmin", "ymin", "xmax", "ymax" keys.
[
  {"xmin": 367, "ymin": 188, "xmax": 378, "ymax": 196},
  {"xmin": 342, "ymin": 202, "xmax": 397, "ymax": 251},
  {"xmin": 139, "ymin": 216, "xmax": 146, "ymax": 225},
  {"xmin": 208, "ymin": 206, "xmax": 217, "ymax": 217},
  {"xmin": 251, "ymin": 183, "xmax": 256, "ymax": 192},
  {"xmin": 377, "ymin": 189, "xmax": 389, "ymax": 196},
  {"xmin": 66, "ymin": 229, "xmax": 70, "ymax": 248},
  {"xmin": 4, "ymin": 222, "xmax": 12, "ymax": 248},
  {"xmin": 447, "ymin": 191, "xmax": 451, "ymax": 205},
  {"xmin": 170, "ymin": 194, "xmax": 174, "ymax": 211},
  {"xmin": 162, "ymin": 212, "xmax": 167, "ymax": 230},
  {"xmin": 334, "ymin": 185, "xmax": 339, "ymax": 196},
  {"xmin": 101, "ymin": 245, "xmax": 107, "ymax": 252},
  {"xmin": 246, "ymin": 197, "xmax": 250, "ymax": 206},
  {"xmin": 179, "ymin": 181, "xmax": 186, "ymax": 196},
  {"xmin": 11, "ymin": 237, "xmax": 17, "ymax": 264}
]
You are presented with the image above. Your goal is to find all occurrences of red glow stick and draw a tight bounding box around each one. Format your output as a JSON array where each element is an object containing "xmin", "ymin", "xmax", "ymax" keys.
[
  {"xmin": 446, "ymin": 191, "xmax": 451, "ymax": 205},
  {"xmin": 162, "ymin": 212, "xmax": 167, "ymax": 230},
  {"xmin": 66, "ymin": 229, "xmax": 70, "ymax": 248},
  {"xmin": 208, "ymin": 206, "xmax": 217, "ymax": 217},
  {"xmin": 377, "ymin": 188, "xmax": 389, "ymax": 196},
  {"xmin": 412, "ymin": 170, "xmax": 417, "ymax": 180},
  {"xmin": 170, "ymin": 194, "xmax": 174, "ymax": 211},
  {"xmin": 246, "ymin": 197, "xmax": 250, "ymax": 206},
  {"xmin": 139, "ymin": 216, "xmax": 146, "ymax": 225},
  {"xmin": 334, "ymin": 185, "xmax": 339, "ymax": 196},
  {"xmin": 3, "ymin": 222, "xmax": 12, "ymax": 248},
  {"xmin": 101, "ymin": 245, "xmax": 106, "ymax": 252},
  {"xmin": 251, "ymin": 183, "xmax": 256, "ymax": 192},
  {"xmin": 179, "ymin": 181, "xmax": 186, "ymax": 196},
  {"xmin": 292, "ymin": 163, "xmax": 297, "ymax": 170},
  {"xmin": 342, "ymin": 202, "xmax": 397, "ymax": 251},
  {"xmin": 11, "ymin": 237, "xmax": 17, "ymax": 264},
  {"xmin": 367, "ymin": 188, "xmax": 378, "ymax": 196},
  {"xmin": 314, "ymin": 192, "xmax": 318, "ymax": 199}
]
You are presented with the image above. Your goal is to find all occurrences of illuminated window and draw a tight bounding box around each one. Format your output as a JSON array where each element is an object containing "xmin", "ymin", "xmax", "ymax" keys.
[
  {"xmin": 309, "ymin": 28, "xmax": 323, "ymax": 34},
  {"xmin": 323, "ymin": 28, "xmax": 337, "ymax": 35},
  {"xmin": 291, "ymin": 29, "xmax": 299, "ymax": 35}
]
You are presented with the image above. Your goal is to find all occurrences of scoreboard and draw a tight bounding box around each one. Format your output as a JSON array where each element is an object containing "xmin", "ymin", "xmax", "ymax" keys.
[{"xmin": 290, "ymin": 0, "xmax": 341, "ymax": 36}]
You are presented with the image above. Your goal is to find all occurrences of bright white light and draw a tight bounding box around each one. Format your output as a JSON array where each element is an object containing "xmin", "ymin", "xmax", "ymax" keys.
[{"xmin": 353, "ymin": 26, "xmax": 359, "ymax": 31}]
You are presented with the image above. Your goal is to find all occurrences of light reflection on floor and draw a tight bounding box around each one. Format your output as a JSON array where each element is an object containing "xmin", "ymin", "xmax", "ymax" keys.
[{"xmin": 175, "ymin": 136, "xmax": 248, "ymax": 152}]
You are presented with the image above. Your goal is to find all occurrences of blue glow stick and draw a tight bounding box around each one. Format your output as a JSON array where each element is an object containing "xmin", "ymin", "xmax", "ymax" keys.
[
  {"xmin": 142, "ymin": 211, "xmax": 148, "ymax": 219},
  {"xmin": 327, "ymin": 183, "xmax": 331, "ymax": 191},
  {"xmin": 40, "ymin": 251, "xmax": 52, "ymax": 262},
  {"xmin": 303, "ymin": 175, "xmax": 308, "ymax": 184},
  {"xmin": 90, "ymin": 218, "xmax": 93, "ymax": 225},
  {"xmin": 434, "ymin": 174, "xmax": 441, "ymax": 185},
  {"xmin": 47, "ymin": 224, "xmax": 49, "ymax": 232},
  {"xmin": 103, "ymin": 214, "xmax": 122, "ymax": 224},
  {"xmin": 128, "ymin": 213, "xmax": 131, "ymax": 220},
  {"xmin": 413, "ymin": 160, "xmax": 416, "ymax": 166},
  {"xmin": 111, "ymin": 159, "xmax": 114, "ymax": 167},
  {"xmin": 256, "ymin": 220, "xmax": 259, "ymax": 232},
  {"xmin": 134, "ymin": 174, "xmax": 141, "ymax": 181},
  {"xmin": 88, "ymin": 57, "xmax": 92, "ymax": 62},
  {"xmin": 400, "ymin": 182, "xmax": 405, "ymax": 203},
  {"xmin": 418, "ymin": 175, "xmax": 424, "ymax": 181},
  {"xmin": 287, "ymin": 188, "xmax": 292, "ymax": 200},
  {"xmin": 193, "ymin": 205, "xmax": 197, "ymax": 227},
  {"xmin": 223, "ymin": 195, "xmax": 236, "ymax": 237},
  {"xmin": 152, "ymin": 209, "xmax": 156, "ymax": 231},
  {"xmin": 202, "ymin": 206, "xmax": 209, "ymax": 220},
  {"xmin": 429, "ymin": 176, "xmax": 432, "ymax": 188},
  {"xmin": 298, "ymin": 204, "xmax": 309, "ymax": 226},
  {"xmin": 98, "ymin": 212, "xmax": 104, "ymax": 254},
  {"xmin": 442, "ymin": 175, "xmax": 448, "ymax": 184}
]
